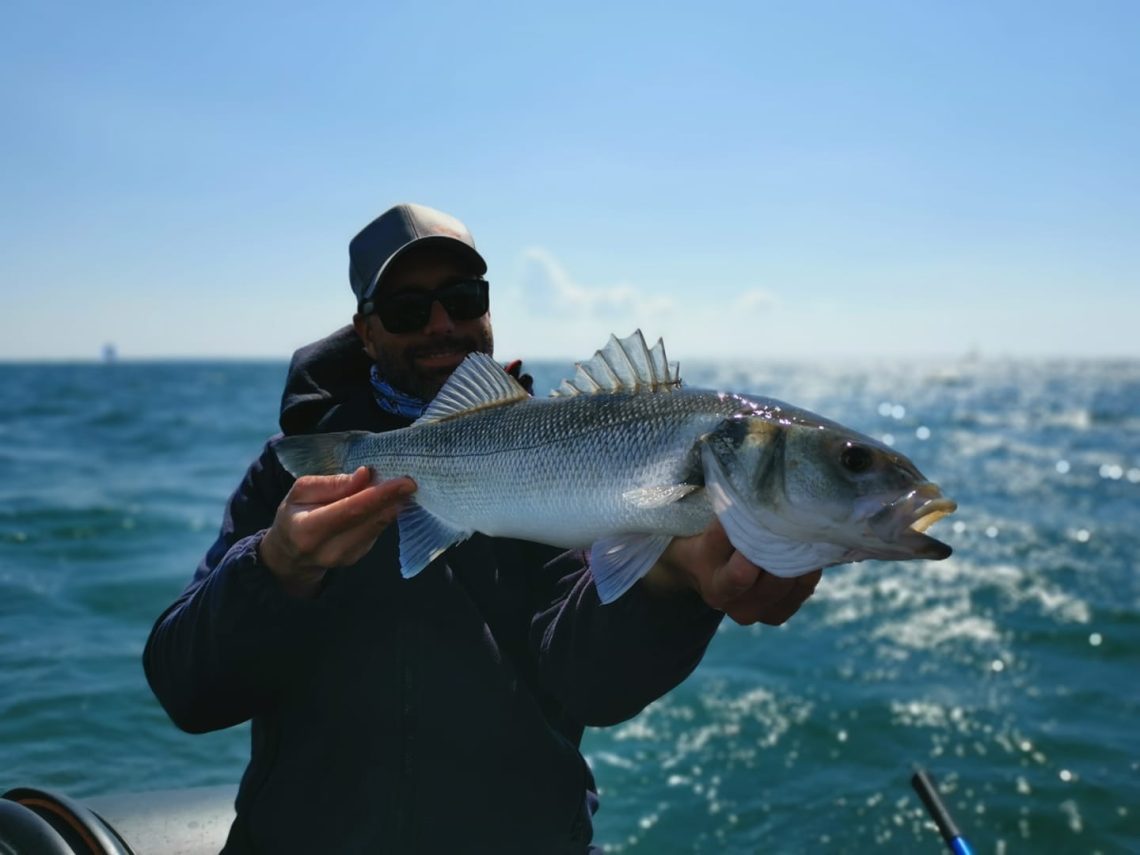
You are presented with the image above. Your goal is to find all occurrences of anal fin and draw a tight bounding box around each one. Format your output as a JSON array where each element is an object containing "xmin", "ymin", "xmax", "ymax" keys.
[
  {"xmin": 396, "ymin": 502, "xmax": 472, "ymax": 578},
  {"xmin": 589, "ymin": 533, "xmax": 673, "ymax": 604}
]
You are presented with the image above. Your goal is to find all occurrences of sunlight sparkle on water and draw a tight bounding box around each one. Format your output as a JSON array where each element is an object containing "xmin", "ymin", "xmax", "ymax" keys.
[
  {"xmin": 1076, "ymin": 529, "xmax": 1090, "ymax": 543},
  {"xmin": 1055, "ymin": 460, "xmax": 1071, "ymax": 474},
  {"xmin": 916, "ymin": 426, "xmax": 931, "ymax": 440},
  {"xmin": 1089, "ymin": 633, "xmax": 1103, "ymax": 647}
]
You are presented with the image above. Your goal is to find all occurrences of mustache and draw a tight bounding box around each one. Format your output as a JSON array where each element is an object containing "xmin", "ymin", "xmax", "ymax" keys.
[{"xmin": 404, "ymin": 336, "xmax": 481, "ymax": 361}]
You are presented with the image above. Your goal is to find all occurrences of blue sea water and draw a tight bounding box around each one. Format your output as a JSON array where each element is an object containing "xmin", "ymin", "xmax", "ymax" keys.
[{"xmin": 1, "ymin": 356, "xmax": 1137, "ymax": 853}]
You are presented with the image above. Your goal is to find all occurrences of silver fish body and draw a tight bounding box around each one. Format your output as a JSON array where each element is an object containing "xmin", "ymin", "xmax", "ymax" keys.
[
  {"xmin": 276, "ymin": 332, "xmax": 955, "ymax": 602},
  {"xmin": 338, "ymin": 388, "xmax": 729, "ymax": 546}
]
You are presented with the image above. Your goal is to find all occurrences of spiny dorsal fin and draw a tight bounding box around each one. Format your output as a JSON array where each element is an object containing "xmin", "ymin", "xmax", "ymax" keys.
[
  {"xmin": 550, "ymin": 330, "xmax": 682, "ymax": 398},
  {"xmin": 415, "ymin": 352, "xmax": 529, "ymax": 425}
]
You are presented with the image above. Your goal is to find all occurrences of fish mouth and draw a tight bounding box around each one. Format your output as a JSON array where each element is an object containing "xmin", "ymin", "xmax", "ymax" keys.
[{"xmin": 868, "ymin": 483, "xmax": 957, "ymax": 560}]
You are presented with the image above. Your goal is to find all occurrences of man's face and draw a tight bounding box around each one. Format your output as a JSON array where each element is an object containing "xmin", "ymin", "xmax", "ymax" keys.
[{"xmin": 353, "ymin": 247, "xmax": 494, "ymax": 401}]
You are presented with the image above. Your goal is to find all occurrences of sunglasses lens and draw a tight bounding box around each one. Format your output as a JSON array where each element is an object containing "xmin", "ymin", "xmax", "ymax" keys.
[
  {"xmin": 376, "ymin": 279, "xmax": 488, "ymax": 333},
  {"xmin": 377, "ymin": 294, "xmax": 432, "ymax": 333},
  {"xmin": 438, "ymin": 280, "xmax": 489, "ymax": 321}
]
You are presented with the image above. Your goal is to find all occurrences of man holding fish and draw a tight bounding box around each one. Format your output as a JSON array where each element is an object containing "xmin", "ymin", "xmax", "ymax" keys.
[{"xmin": 146, "ymin": 203, "xmax": 951, "ymax": 853}]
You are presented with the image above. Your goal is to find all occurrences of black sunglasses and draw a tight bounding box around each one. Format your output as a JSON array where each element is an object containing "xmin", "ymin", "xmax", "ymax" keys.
[{"xmin": 361, "ymin": 278, "xmax": 490, "ymax": 334}]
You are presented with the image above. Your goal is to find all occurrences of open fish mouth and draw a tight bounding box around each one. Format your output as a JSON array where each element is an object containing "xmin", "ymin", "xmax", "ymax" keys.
[
  {"xmin": 869, "ymin": 484, "xmax": 957, "ymax": 559},
  {"xmin": 909, "ymin": 501, "xmax": 955, "ymax": 534}
]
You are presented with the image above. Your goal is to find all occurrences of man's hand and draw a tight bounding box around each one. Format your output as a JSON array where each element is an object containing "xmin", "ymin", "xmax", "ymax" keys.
[
  {"xmin": 644, "ymin": 520, "xmax": 822, "ymax": 625},
  {"xmin": 259, "ymin": 467, "xmax": 416, "ymax": 599}
]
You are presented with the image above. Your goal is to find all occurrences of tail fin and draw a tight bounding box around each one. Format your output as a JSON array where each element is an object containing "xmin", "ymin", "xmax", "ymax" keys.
[{"xmin": 274, "ymin": 431, "xmax": 369, "ymax": 477}]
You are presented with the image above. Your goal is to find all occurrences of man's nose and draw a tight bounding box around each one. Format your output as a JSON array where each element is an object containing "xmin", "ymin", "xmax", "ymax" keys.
[{"xmin": 422, "ymin": 298, "xmax": 456, "ymax": 334}]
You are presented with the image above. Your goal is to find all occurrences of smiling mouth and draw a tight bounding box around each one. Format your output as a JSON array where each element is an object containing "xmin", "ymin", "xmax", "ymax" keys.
[
  {"xmin": 418, "ymin": 350, "xmax": 464, "ymax": 359},
  {"xmin": 412, "ymin": 348, "xmax": 469, "ymax": 369}
]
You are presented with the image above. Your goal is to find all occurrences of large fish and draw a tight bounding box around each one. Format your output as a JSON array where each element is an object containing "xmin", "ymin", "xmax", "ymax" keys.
[{"xmin": 275, "ymin": 331, "xmax": 956, "ymax": 603}]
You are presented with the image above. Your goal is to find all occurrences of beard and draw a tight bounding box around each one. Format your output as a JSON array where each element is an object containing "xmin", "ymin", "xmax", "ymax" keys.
[{"xmin": 373, "ymin": 325, "xmax": 494, "ymax": 402}]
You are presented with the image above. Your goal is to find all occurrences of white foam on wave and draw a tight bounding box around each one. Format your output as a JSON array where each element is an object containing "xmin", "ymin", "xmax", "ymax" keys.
[
  {"xmin": 873, "ymin": 601, "xmax": 1001, "ymax": 650},
  {"xmin": 975, "ymin": 561, "xmax": 1091, "ymax": 623},
  {"xmin": 815, "ymin": 550, "xmax": 1093, "ymax": 658},
  {"xmin": 890, "ymin": 699, "xmax": 953, "ymax": 729}
]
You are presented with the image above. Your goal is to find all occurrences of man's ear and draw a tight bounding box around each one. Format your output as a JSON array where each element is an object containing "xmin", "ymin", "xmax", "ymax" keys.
[{"xmin": 353, "ymin": 314, "xmax": 379, "ymax": 360}]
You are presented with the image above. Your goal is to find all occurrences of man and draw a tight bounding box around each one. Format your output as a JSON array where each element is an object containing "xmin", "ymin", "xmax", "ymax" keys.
[{"xmin": 144, "ymin": 203, "xmax": 822, "ymax": 854}]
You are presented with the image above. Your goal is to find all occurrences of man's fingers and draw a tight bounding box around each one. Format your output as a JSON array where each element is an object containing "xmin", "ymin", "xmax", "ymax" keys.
[
  {"xmin": 304, "ymin": 476, "xmax": 416, "ymax": 532},
  {"xmin": 300, "ymin": 478, "xmax": 418, "ymax": 566},
  {"xmin": 705, "ymin": 551, "xmax": 762, "ymax": 607},
  {"xmin": 306, "ymin": 519, "xmax": 393, "ymax": 568},
  {"xmin": 724, "ymin": 569, "xmax": 824, "ymax": 626},
  {"xmin": 796, "ymin": 568, "xmax": 823, "ymax": 598},
  {"xmin": 289, "ymin": 467, "xmax": 374, "ymax": 504},
  {"xmin": 724, "ymin": 573, "xmax": 797, "ymax": 624},
  {"xmin": 699, "ymin": 520, "xmax": 736, "ymax": 567}
]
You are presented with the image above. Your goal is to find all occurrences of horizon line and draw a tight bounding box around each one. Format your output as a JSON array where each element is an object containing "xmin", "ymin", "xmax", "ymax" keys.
[{"xmin": 2, "ymin": 350, "xmax": 1138, "ymax": 365}]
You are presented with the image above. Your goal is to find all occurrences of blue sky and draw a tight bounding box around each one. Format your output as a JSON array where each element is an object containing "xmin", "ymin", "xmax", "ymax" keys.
[{"xmin": 2, "ymin": 0, "xmax": 1137, "ymax": 361}]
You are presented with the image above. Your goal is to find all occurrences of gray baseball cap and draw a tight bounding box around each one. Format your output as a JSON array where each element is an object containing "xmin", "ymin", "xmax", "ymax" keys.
[{"xmin": 349, "ymin": 203, "xmax": 487, "ymax": 307}]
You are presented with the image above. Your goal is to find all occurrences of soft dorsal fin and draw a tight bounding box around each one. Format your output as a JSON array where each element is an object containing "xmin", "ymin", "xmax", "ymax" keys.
[
  {"xmin": 550, "ymin": 330, "xmax": 681, "ymax": 398},
  {"xmin": 414, "ymin": 352, "xmax": 529, "ymax": 425}
]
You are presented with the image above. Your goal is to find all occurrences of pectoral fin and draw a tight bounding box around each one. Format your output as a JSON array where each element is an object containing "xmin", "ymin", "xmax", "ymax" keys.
[
  {"xmin": 621, "ymin": 483, "xmax": 700, "ymax": 509},
  {"xmin": 589, "ymin": 533, "xmax": 674, "ymax": 604},
  {"xmin": 700, "ymin": 445, "xmax": 846, "ymax": 576},
  {"xmin": 396, "ymin": 502, "xmax": 472, "ymax": 578}
]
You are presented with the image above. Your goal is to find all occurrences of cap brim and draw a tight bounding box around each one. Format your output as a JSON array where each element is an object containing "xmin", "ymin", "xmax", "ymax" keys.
[{"xmin": 363, "ymin": 236, "xmax": 487, "ymax": 300}]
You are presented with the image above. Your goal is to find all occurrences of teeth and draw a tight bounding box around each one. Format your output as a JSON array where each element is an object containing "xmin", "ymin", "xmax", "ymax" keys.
[{"xmin": 910, "ymin": 509, "xmax": 950, "ymax": 533}]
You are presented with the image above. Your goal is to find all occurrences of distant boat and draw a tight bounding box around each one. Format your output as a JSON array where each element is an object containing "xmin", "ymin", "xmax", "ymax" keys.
[{"xmin": 101, "ymin": 343, "xmax": 117, "ymax": 363}]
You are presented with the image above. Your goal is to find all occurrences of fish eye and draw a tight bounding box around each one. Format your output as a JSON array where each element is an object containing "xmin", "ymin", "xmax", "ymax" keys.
[{"xmin": 840, "ymin": 444, "xmax": 874, "ymax": 474}]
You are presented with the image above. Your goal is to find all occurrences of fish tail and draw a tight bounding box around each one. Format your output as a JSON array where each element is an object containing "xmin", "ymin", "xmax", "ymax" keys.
[{"xmin": 274, "ymin": 431, "xmax": 369, "ymax": 477}]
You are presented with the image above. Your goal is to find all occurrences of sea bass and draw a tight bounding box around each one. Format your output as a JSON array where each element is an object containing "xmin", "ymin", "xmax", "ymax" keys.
[{"xmin": 275, "ymin": 331, "xmax": 956, "ymax": 603}]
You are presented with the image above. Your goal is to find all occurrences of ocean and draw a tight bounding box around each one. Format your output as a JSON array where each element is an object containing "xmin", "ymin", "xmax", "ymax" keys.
[{"xmin": 1, "ymin": 356, "xmax": 1137, "ymax": 853}]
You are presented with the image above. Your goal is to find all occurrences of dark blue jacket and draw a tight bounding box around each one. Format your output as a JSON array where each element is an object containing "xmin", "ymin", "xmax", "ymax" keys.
[{"xmin": 144, "ymin": 328, "xmax": 724, "ymax": 854}]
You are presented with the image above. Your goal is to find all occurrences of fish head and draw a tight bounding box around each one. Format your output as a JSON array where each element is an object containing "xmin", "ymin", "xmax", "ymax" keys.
[{"xmin": 776, "ymin": 421, "xmax": 957, "ymax": 562}]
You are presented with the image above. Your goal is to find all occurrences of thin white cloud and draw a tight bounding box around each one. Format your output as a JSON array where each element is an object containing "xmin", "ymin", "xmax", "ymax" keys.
[
  {"xmin": 518, "ymin": 247, "xmax": 674, "ymax": 318},
  {"xmin": 494, "ymin": 247, "xmax": 794, "ymax": 362},
  {"xmin": 733, "ymin": 288, "xmax": 780, "ymax": 314}
]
